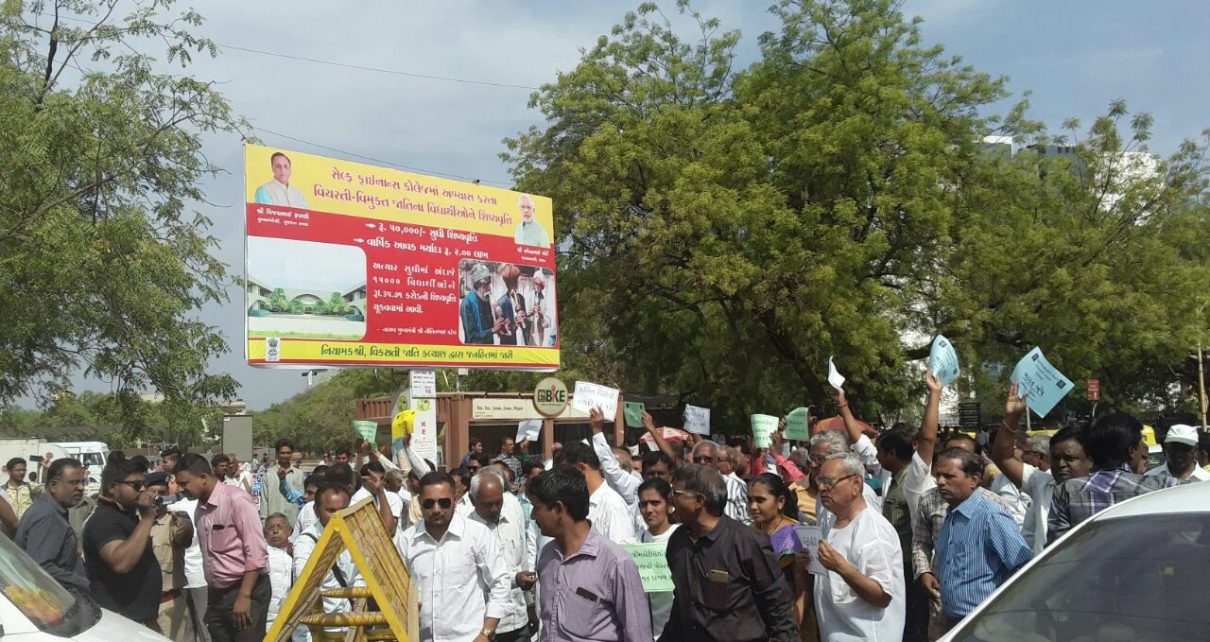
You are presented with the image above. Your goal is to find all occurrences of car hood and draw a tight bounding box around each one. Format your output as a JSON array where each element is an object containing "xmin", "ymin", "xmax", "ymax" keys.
[{"xmin": 72, "ymin": 609, "xmax": 172, "ymax": 642}]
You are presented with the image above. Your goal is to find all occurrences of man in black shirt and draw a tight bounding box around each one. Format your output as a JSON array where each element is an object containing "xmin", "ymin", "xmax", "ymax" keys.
[
  {"xmin": 83, "ymin": 456, "xmax": 162, "ymax": 629},
  {"xmin": 16, "ymin": 458, "xmax": 89, "ymax": 594},
  {"xmin": 661, "ymin": 463, "xmax": 797, "ymax": 642}
]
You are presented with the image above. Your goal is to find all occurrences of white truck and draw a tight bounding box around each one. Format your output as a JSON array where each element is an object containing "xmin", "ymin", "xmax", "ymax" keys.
[
  {"xmin": 51, "ymin": 441, "xmax": 110, "ymax": 482},
  {"xmin": 0, "ymin": 440, "xmax": 69, "ymax": 484}
]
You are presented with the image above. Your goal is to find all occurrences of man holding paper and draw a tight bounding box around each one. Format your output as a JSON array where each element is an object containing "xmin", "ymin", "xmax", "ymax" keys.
[{"xmin": 808, "ymin": 453, "xmax": 904, "ymax": 641}]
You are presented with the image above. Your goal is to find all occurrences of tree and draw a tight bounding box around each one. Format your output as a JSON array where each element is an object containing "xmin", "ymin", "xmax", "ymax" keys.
[
  {"xmin": 268, "ymin": 288, "xmax": 290, "ymax": 313},
  {"xmin": 328, "ymin": 292, "xmax": 348, "ymax": 316},
  {"xmin": 0, "ymin": 0, "xmax": 245, "ymax": 411},
  {"xmin": 503, "ymin": 0, "xmax": 1210, "ymax": 428}
]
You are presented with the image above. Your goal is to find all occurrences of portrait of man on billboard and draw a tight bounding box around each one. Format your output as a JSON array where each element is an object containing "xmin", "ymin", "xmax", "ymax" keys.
[
  {"xmin": 513, "ymin": 194, "xmax": 549, "ymax": 247},
  {"xmin": 254, "ymin": 151, "xmax": 310, "ymax": 209}
]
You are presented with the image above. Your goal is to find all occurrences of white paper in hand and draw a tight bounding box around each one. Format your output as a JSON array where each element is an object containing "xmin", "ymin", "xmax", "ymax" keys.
[
  {"xmin": 571, "ymin": 381, "xmax": 620, "ymax": 419},
  {"xmin": 827, "ymin": 356, "xmax": 845, "ymax": 390},
  {"xmin": 515, "ymin": 419, "xmax": 542, "ymax": 442},
  {"xmin": 683, "ymin": 405, "xmax": 711, "ymax": 435},
  {"xmin": 794, "ymin": 524, "xmax": 827, "ymax": 575}
]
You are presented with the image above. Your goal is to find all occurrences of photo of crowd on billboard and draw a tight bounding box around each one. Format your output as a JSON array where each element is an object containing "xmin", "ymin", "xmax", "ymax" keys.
[{"xmin": 458, "ymin": 260, "xmax": 556, "ymax": 347}]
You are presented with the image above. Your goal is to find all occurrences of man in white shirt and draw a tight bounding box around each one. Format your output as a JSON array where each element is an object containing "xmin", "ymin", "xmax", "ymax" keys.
[
  {"xmin": 588, "ymin": 408, "xmax": 640, "ymax": 507},
  {"xmin": 1144, "ymin": 424, "xmax": 1210, "ymax": 485},
  {"xmin": 811, "ymin": 454, "xmax": 905, "ymax": 642},
  {"xmin": 293, "ymin": 464, "xmax": 357, "ymax": 543},
  {"xmin": 294, "ymin": 484, "xmax": 362, "ymax": 631},
  {"xmin": 351, "ymin": 461, "xmax": 402, "ymax": 535},
  {"xmin": 468, "ymin": 471, "xmax": 535, "ymax": 642},
  {"xmin": 396, "ymin": 471, "xmax": 511, "ymax": 642},
  {"xmin": 555, "ymin": 442, "xmax": 636, "ymax": 544},
  {"xmin": 991, "ymin": 386, "xmax": 1094, "ymax": 553}
]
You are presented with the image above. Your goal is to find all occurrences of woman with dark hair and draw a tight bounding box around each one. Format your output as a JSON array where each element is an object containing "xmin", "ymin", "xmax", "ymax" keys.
[
  {"xmin": 636, "ymin": 477, "xmax": 677, "ymax": 640},
  {"xmin": 748, "ymin": 472, "xmax": 816, "ymax": 641}
]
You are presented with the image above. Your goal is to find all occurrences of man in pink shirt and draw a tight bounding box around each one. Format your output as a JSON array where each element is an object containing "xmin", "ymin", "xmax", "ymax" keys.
[{"xmin": 175, "ymin": 454, "xmax": 270, "ymax": 642}]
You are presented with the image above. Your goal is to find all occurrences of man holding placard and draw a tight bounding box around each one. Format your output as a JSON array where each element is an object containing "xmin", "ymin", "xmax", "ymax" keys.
[{"xmin": 810, "ymin": 454, "xmax": 905, "ymax": 641}]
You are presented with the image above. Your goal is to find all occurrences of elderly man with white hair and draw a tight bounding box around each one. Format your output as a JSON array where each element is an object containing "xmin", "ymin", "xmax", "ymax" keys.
[
  {"xmin": 469, "ymin": 470, "xmax": 534, "ymax": 642},
  {"xmin": 810, "ymin": 453, "xmax": 905, "ymax": 642},
  {"xmin": 690, "ymin": 440, "xmax": 750, "ymax": 525},
  {"xmin": 527, "ymin": 272, "xmax": 553, "ymax": 347},
  {"xmin": 460, "ymin": 262, "xmax": 503, "ymax": 345}
]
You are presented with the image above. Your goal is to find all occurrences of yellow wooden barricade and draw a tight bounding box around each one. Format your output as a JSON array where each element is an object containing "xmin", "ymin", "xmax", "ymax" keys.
[{"xmin": 265, "ymin": 498, "xmax": 418, "ymax": 642}]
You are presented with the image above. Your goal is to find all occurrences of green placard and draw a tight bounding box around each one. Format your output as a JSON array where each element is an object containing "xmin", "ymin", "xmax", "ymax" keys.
[
  {"xmin": 623, "ymin": 401, "xmax": 645, "ymax": 428},
  {"xmin": 353, "ymin": 420, "xmax": 377, "ymax": 441},
  {"xmin": 621, "ymin": 542, "xmax": 673, "ymax": 592},
  {"xmin": 751, "ymin": 414, "xmax": 778, "ymax": 448},
  {"xmin": 785, "ymin": 407, "xmax": 810, "ymax": 441}
]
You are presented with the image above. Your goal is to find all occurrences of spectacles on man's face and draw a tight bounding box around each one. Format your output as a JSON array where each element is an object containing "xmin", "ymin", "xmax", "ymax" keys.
[
  {"xmin": 816, "ymin": 474, "xmax": 859, "ymax": 490},
  {"xmin": 421, "ymin": 498, "xmax": 453, "ymax": 510},
  {"xmin": 692, "ymin": 456, "xmax": 717, "ymax": 465},
  {"xmin": 118, "ymin": 480, "xmax": 146, "ymax": 491},
  {"xmin": 671, "ymin": 488, "xmax": 702, "ymax": 499}
]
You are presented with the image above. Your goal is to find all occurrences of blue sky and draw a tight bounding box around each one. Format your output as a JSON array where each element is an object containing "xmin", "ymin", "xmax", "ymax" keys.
[{"xmin": 33, "ymin": 0, "xmax": 1210, "ymax": 410}]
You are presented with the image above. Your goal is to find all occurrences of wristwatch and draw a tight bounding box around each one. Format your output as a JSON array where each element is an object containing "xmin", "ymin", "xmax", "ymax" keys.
[{"xmin": 481, "ymin": 628, "xmax": 496, "ymax": 641}]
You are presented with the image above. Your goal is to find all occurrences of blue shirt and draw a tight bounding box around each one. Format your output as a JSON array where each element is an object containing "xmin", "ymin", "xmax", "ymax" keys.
[{"xmin": 936, "ymin": 491, "xmax": 1033, "ymax": 619}]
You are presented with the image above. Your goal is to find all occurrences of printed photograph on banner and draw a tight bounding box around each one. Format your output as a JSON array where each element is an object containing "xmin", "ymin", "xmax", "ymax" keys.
[
  {"xmin": 246, "ymin": 237, "xmax": 368, "ymax": 341},
  {"xmin": 242, "ymin": 143, "xmax": 559, "ymax": 370},
  {"xmin": 457, "ymin": 259, "xmax": 558, "ymax": 347}
]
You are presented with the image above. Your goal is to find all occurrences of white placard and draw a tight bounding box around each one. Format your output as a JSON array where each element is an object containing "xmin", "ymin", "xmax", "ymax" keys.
[
  {"xmin": 516, "ymin": 419, "xmax": 542, "ymax": 442},
  {"xmin": 794, "ymin": 524, "xmax": 827, "ymax": 575},
  {"xmin": 828, "ymin": 356, "xmax": 846, "ymax": 390},
  {"xmin": 571, "ymin": 381, "xmax": 620, "ymax": 418},
  {"xmin": 683, "ymin": 405, "xmax": 711, "ymax": 435},
  {"xmin": 409, "ymin": 369, "xmax": 436, "ymax": 398}
]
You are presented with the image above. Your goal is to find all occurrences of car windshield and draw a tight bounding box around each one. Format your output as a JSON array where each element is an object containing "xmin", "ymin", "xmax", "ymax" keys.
[
  {"xmin": 0, "ymin": 533, "xmax": 97, "ymax": 636},
  {"xmin": 950, "ymin": 513, "xmax": 1210, "ymax": 642}
]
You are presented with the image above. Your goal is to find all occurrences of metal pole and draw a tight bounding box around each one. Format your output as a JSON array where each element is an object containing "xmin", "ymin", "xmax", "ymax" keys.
[{"xmin": 1199, "ymin": 343, "xmax": 1208, "ymax": 431}]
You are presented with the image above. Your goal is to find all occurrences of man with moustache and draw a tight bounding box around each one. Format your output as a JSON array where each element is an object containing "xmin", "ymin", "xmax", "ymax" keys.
[
  {"xmin": 254, "ymin": 152, "xmax": 309, "ymax": 208},
  {"xmin": 513, "ymin": 194, "xmax": 549, "ymax": 247},
  {"xmin": 15, "ymin": 458, "xmax": 90, "ymax": 594},
  {"xmin": 396, "ymin": 471, "xmax": 510, "ymax": 642},
  {"xmin": 460, "ymin": 263, "xmax": 505, "ymax": 345}
]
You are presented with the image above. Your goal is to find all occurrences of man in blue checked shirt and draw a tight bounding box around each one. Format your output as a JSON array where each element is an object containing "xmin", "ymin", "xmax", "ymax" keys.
[{"xmin": 933, "ymin": 447, "xmax": 1032, "ymax": 629}]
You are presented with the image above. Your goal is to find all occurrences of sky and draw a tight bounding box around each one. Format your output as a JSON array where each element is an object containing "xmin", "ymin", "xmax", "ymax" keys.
[{"xmin": 35, "ymin": 0, "xmax": 1210, "ymax": 410}]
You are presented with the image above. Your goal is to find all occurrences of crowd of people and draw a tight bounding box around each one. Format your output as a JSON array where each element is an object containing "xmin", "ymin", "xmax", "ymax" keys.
[{"xmin": 2, "ymin": 373, "xmax": 1208, "ymax": 642}]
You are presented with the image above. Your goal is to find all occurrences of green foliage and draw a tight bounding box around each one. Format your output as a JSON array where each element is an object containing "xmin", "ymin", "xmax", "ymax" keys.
[
  {"xmin": 327, "ymin": 292, "xmax": 348, "ymax": 315},
  {"xmin": 502, "ymin": 0, "xmax": 1210, "ymax": 429},
  {"xmin": 287, "ymin": 298, "xmax": 304, "ymax": 315},
  {"xmin": 0, "ymin": 390, "xmax": 222, "ymax": 447},
  {"xmin": 251, "ymin": 369, "xmax": 407, "ymax": 452},
  {"xmin": 269, "ymin": 288, "xmax": 290, "ymax": 313},
  {"xmin": 0, "ymin": 0, "xmax": 247, "ymax": 413}
]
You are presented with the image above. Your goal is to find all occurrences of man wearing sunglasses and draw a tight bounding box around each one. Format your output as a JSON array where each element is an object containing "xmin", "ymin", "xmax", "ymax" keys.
[
  {"xmin": 83, "ymin": 455, "xmax": 163, "ymax": 629},
  {"xmin": 15, "ymin": 457, "xmax": 89, "ymax": 595},
  {"xmin": 397, "ymin": 471, "xmax": 511, "ymax": 642}
]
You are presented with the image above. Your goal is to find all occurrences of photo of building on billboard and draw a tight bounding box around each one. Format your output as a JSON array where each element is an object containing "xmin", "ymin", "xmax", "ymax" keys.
[
  {"xmin": 457, "ymin": 260, "xmax": 557, "ymax": 347},
  {"xmin": 246, "ymin": 237, "xmax": 368, "ymax": 341}
]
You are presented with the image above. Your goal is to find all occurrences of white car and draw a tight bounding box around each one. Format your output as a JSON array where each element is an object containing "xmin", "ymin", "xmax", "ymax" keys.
[
  {"xmin": 940, "ymin": 479, "xmax": 1209, "ymax": 641},
  {"xmin": 0, "ymin": 534, "xmax": 169, "ymax": 641}
]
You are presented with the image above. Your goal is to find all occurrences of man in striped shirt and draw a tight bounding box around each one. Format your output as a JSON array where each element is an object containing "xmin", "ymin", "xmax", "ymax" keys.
[
  {"xmin": 690, "ymin": 441, "xmax": 751, "ymax": 525},
  {"xmin": 934, "ymin": 448, "xmax": 1032, "ymax": 628}
]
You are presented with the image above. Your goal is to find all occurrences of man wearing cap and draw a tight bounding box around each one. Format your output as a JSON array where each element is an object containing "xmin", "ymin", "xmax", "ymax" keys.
[
  {"xmin": 1143, "ymin": 424, "xmax": 1210, "ymax": 486},
  {"xmin": 460, "ymin": 263, "xmax": 504, "ymax": 344},
  {"xmin": 146, "ymin": 471, "xmax": 196, "ymax": 642}
]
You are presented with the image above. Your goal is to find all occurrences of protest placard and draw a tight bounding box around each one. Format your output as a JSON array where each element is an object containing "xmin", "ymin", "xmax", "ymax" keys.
[
  {"xmin": 794, "ymin": 524, "xmax": 826, "ymax": 575},
  {"xmin": 683, "ymin": 405, "xmax": 710, "ymax": 435},
  {"xmin": 784, "ymin": 407, "xmax": 810, "ymax": 441},
  {"xmin": 751, "ymin": 414, "xmax": 779, "ymax": 448},
  {"xmin": 1010, "ymin": 347, "xmax": 1074, "ymax": 418},
  {"xmin": 515, "ymin": 419, "xmax": 542, "ymax": 442},
  {"xmin": 623, "ymin": 401, "xmax": 645, "ymax": 428},
  {"xmin": 828, "ymin": 356, "xmax": 846, "ymax": 390},
  {"xmin": 620, "ymin": 542, "xmax": 674, "ymax": 592},
  {"xmin": 928, "ymin": 335, "xmax": 960, "ymax": 386},
  {"xmin": 353, "ymin": 420, "xmax": 377, "ymax": 442},
  {"xmin": 571, "ymin": 381, "xmax": 620, "ymax": 418}
]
